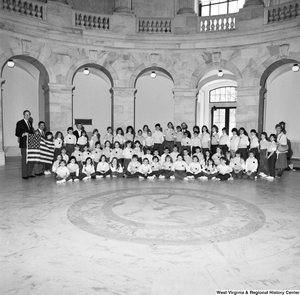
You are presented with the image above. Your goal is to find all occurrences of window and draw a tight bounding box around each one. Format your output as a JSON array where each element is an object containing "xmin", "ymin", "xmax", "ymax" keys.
[
  {"xmin": 199, "ymin": 0, "xmax": 245, "ymax": 16},
  {"xmin": 209, "ymin": 86, "xmax": 237, "ymax": 103}
]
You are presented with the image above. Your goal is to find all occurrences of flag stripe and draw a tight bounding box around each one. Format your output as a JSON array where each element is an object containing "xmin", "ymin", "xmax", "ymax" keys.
[{"xmin": 27, "ymin": 134, "xmax": 55, "ymax": 164}]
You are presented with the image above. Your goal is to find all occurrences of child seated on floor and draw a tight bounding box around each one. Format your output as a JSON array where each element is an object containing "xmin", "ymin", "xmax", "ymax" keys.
[
  {"xmin": 214, "ymin": 156, "xmax": 233, "ymax": 181},
  {"xmin": 212, "ymin": 146, "xmax": 222, "ymax": 166},
  {"xmin": 80, "ymin": 157, "xmax": 96, "ymax": 181},
  {"xmin": 193, "ymin": 147, "xmax": 204, "ymax": 162},
  {"xmin": 81, "ymin": 144, "xmax": 92, "ymax": 164},
  {"xmin": 142, "ymin": 148, "xmax": 153, "ymax": 164},
  {"xmin": 110, "ymin": 141, "xmax": 123, "ymax": 165},
  {"xmin": 150, "ymin": 156, "xmax": 162, "ymax": 178},
  {"xmin": 66, "ymin": 156, "xmax": 80, "ymax": 182},
  {"xmin": 202, "ymin": 158, "xmax": 218, "ymax": 180},
  {"xmin": 61, "ymin": 147, "xmax": 69, "ymax": 164},
  {"xmin": 160, "ymin": 155, "xmax": 174, "ymax": 179},
  {"xmin": 138, "ymin": 158, "xmax": 154, "ymax": 179},
  {"xmin": 124, "ymin": 154, "xmax": 141, "ymax": 178},
  {"xmin": 91, "ymin": 141, "xmax": 102, "ymax": 166},
  {"xmin": 55, "ymin": 159, "xmax": 70, "ymax": 183},
  {"xmin": 160, "ymin": 147, "xmax": 170, "ymax": 164},
  {"xmin": 133, "ymin": 140, "xmax": 144, "ymax": 163},
  {"xmin": 243, "ymin": 151, "xmax": 258, "ymax": 180},
  {"xmin": 109, "ymin": 157, "xmax": 124, "ymax": 178},
  {"xmin": 183, "ymin": 149, "xmax": 192, "ymax": 166},
  {"xmin": 173, "ymin": 154, "xmax": 188, "ymax": 180},
  {"xmin": 170, "ymin": 145, "xmax": 179, "ymax": 163},
  {"xmin": 186, "ymin": 155, "xmax": 203, "ymax": 179},
  {"xmin": 52, "ymin": 154, "xmax": 62, "ymax": 174},
  {"xmin": 71, "ymin": 144, "xmax": 82, "ymax": 166},
  {"xmin": 122, "ymin": 140, "xmax": 133, "ymax": 172},
  {"xmin": 230, "ymin": 151, "xmax": 245, "ymax": 179},
  {"xmin": 96, "ymin": 155, "xmax": 111, "ymax": 178}
]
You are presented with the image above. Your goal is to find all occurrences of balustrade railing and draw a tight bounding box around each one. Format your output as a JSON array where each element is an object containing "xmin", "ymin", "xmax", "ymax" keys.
[
  {"xmin": 2, "ymin": 0, "xmax": 45, "ymax": 20},
  {"xmin": 74, "ymin": 11, "xmax": 110, "ymax": 30},
  {"xmin": 199, "ymin": 14, "xmax": 237, "ymax": 32},
  {"xmin": 265, "ymin": 1, "xmax": 299, "ymax": 24},
  {"xmin": 137, "ymin": 19, "xmax": 172, "ymax": 33}
]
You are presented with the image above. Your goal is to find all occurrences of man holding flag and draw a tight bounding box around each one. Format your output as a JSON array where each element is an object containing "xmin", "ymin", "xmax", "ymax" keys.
[{"xmin": 15, "ymin": 110, "xmax": 35, "ymax": 179}]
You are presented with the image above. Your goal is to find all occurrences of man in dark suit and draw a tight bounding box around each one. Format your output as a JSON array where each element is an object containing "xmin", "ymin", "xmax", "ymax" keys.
[
  {"xmin": 15, "ymin": 110, "xmax": 35, "ymax": 179},
  {"xmin": 73, "ymin": 122, "xmax": 83, "ymax": 140}
]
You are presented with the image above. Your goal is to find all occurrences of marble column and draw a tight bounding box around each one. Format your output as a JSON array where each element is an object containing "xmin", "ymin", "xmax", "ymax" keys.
[
  {"xmin": 258, "ymin": 86, "xmax": 267, "ymax": 135},
  {"xmin": 236, "ymin": 86, "xmax": 260, "ymax": 132},
  {"xmin": 173, "ymin": 88, "xmax": 198, "ymax": 128},
  {"xmin": 0, "ymin": 78, "xmax": 5, "ymax": 165},
  {"xmin": 47, "ymin": 83, "xmax": 75, "ymax": 133},
  {"xmin": 112, "ymin": 87, "xmax": 136, "ymax": 131},
  {"xmin": 113, "ymin": 0, "xmax": 133, "ymax": 14},
  {"xmin": 177, "ymin": 0, "xmax": 196, "ymax": 14}
]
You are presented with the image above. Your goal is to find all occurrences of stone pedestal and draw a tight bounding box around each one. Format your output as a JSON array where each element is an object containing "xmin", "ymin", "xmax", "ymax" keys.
[
  {"xmin": 112, "ymin": 87, "xmax": 136, "ymax": 131},
  {"xmin": 47, "ymin": 0, "xmax": 73, "ymax": 27},
  {"xmin": 0, "ymin": 78, "xmax": 5, "ymax": 165},
  {"xmin": 236, "ymin": 86, "xmax": 260, "ymax": 132},
  {"xmin": 173, "ymin": 89, "xmax": 198, "ymax": 129},
  {"xmin": 47, "ymin": 83, "xmax": 75, "ymax": 133}
]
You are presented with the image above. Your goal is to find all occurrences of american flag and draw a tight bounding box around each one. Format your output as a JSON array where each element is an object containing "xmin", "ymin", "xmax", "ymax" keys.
[{"xmin": 27, "ymin": 134, "xmax": 55, "ymax": 164}]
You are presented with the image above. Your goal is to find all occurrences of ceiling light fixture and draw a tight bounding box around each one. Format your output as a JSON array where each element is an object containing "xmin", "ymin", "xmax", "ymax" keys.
[
  {"xmin": 7, "ymin": 59, "xmax": 15, "ymax": 68},
  {"xmin": 292, "ymin": 64, "xmax": 299, "ymax": 72},
  {"xmin": 83, "ymin": 68, "xmax": 90, "ymax": 75},
  {"xmin": 217, "ymin": 70, "xmax": 224, "ymax": 77},
  {"xmin": 150, "ymin": 71, "xmax": 156, "ymax": 78}
]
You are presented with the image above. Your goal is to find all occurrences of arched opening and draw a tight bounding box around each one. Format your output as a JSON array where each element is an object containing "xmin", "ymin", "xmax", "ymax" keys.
[
  {"xmin": 196, "ymin": 69, "xmax": 237, "ymax": 132},
  {"xmin": 1, "ymin": 56, "xmax": 49, "ymax": 157},
  {"xmin": 134, "ymin": 67, "xmax": 174, "ymax": 131},
  {"xmin": 260, "ymin": 60, "xmax": 300, "ymax": 158},
  {"xmin": 72, "ymin": 64, "xmax": 113, "ymax": 141}
]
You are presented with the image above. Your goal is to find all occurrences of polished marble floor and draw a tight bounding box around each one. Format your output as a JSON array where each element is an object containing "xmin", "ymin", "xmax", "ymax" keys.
[{"xmin": 1, "ymin": 158, "xmax": 300, "ymax": 295}]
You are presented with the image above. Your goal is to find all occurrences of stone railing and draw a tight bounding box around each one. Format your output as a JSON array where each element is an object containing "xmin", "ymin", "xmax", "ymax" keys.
[
  {"xmin": 199, "ymin": 14, "xmax": 237, "ymax": 32},
  {"xmin": 73, "ymin": 11, "xmax": 110, "ymax": 30},
  {"xmin": 137, "ymin": 19, "xmax": 172, "ymax": 33},
  {"xmin": 2, "ymin": 0, "xmax": 45, "ymax": 20},
  {"xmin": 264, "ymin": 1, "xmax": 299, "ymax": 24}
]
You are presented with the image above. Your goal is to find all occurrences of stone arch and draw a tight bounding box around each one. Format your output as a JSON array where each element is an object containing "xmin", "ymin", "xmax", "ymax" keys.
[
  {"xmin": 65, "ymin": 60, "xmax": 119, "ymax": 87},
  {"xmin": 0, "ymin": 53, "xmax": 51, "ymax": 160},
  {"xmin": 1, "ymin": 54, "xmax": 50, "ymax": 83},
  {"xmin": 129, "ymin": 61, "xmax": 180, "ymax": 88},
  {"xmin": 257, "ymin": 54, "xmax": 300, "ymax": 134},
  {"xmin": 189, "ymin": 60, "xmax": 243, "ymax": 89}
]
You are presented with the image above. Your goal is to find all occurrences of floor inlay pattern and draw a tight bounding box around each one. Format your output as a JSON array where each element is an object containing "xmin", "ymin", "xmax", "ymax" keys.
[{"xmin": 67, "ymin": 187, "xmax": 266, "ymax": 245}]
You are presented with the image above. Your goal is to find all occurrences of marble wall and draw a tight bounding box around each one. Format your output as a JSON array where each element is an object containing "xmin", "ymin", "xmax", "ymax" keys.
[{"xmin": 0, "ymin": 0, "xmax": 300, "ymax": 162}]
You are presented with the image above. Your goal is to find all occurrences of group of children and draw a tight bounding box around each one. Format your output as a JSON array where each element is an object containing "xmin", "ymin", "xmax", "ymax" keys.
[{"xmin": 46, "ymin": 122, "xmax": 281, "ymax": 183}]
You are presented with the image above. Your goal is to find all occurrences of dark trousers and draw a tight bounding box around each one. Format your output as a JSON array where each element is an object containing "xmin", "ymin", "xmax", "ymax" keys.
[
  {"xmin": 161, "ymin": 170, "xmax": 174, "ymax": 178},
  {"xmin": 202, "ymin": 171, "xmax": 217, "ymax": 179},
  {"xmin": 239, "ymin": 148, "xmax": 248, "ymax": 161},
  {"xmin": 232, "ymin": 170, "xmax": 243, "ymax": 179},
  {"xmin": 153, "ymin": 143, "xmax": 163, "ymax": 156},
  {"xmin": 268, "ymin": 152, "xmax": 276, "ymax": 177},
  {"xmin": 164, "ymin": 141, "xmax": 174, "ymax": 152},
  {"xmin": 125, "ymin": 171, "xmax": 139, "ymax": 178},
  {"xmin": 149, "ymin": 170, "xmax": 162, "ymax": 177},
  {"xmin": 174, "ymin": 170, "xmax": 186, "ymax": 179},
  {"xmin": 219, "ymin": 145, "xmax": 228, "ymax": 156},
  {"xmin": 243, "ymin": 171, "xmax": 257, "ymax": 180},
  {"xmin": 211, "ymin": 144, "xmax": 218, "ymax": 155},
  {"xmin": 96, "ymin": 170, "xmax": 111, "ymax": 177},
  {"xmin": 216, "ymin": 173, "xmax": 231, "ymax": 181},
  {"xmin": 187, "ymin": 171, "xmax": 203, "ymax": 179},
  {"xmin": 21, "ymin": 148, "xmax": 33, "ymax": 178}
]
